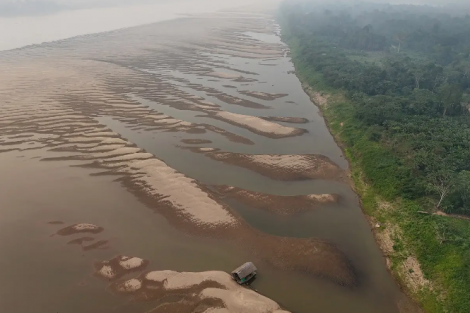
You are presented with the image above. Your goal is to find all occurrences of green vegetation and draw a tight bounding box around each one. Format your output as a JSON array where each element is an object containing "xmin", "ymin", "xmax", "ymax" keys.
[{"xmin": 279, "ymin": 2, "xmax": 470, "ymax": 312}]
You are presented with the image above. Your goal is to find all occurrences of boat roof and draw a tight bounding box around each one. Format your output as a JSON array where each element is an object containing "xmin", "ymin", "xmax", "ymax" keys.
[{"xmin": 231, "ymin": 262, "xmax": 257, "ymax": 279}]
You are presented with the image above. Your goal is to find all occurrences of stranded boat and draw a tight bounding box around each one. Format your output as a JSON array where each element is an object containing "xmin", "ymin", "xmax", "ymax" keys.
[{"xmin": 231, "ymin": 262, "xmax": 257, "ymax": 285}]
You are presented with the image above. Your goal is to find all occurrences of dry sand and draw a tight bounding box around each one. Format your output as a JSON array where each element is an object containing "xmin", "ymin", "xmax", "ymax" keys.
[
  {"xmin": 122, "ymin": 158, "xmax": 238, "ymax": 227},
  {"xmin": 211, "ymin": 111, "xmax": 306, "ymax": 139},
  {"xmin": 112, "ymin": 269, "xmax": 291, "ymax": 313},
  {"xmin": 57, "ymin": 223, "xmax": 104, "ymax": 235},
  {"xmin": 95, "ymin": 255, "xmax": 149, "ymax": 280}
]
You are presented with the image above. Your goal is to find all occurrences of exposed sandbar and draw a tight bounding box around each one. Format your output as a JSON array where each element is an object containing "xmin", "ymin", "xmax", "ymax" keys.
[
  {"xmin": 110, "ymin": 269, "xmax": 291, "ymax": 313},
  {"xmin": 95, "ymin": 255, "xmax": 149, "ymax": 280},
  {"xmin": 213, "ymin": 185, "xmax": 339, "ymax": 215},
  {"xmin": 57, "ymin": 223, "xmax": 104, "ymax": 236},
  {"xmin": 209, "ymin": 111, "xmax": 307, "ymax": 139},
  {"xmin": 191, "ymin": 149, "xmax": 344, "ymax": 181},
  {"xmin": 239, "ymin": 90, "xmax": 288, "ymax": 101}
]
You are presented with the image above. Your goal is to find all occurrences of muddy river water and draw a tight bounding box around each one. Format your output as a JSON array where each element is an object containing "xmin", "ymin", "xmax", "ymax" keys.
[{"xmin": 0, "ymin": 6, "xmax": 420, "ymax": 313}]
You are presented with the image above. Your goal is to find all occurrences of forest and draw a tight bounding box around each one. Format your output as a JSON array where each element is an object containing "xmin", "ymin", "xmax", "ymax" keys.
[{"xmin": 280, "ymin": 2, "xmax": 470, "ymax": 312}]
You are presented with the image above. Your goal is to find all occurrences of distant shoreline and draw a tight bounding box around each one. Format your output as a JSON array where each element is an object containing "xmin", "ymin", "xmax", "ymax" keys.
[{"xmin": 0, "ymin": 0, "xmax": 276, "ymax": 52}]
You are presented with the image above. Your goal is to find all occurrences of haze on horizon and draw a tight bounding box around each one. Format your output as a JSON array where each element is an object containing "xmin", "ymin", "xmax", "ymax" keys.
[
  {"xmin": 0, "ymin": 0, "xmax": 275, "ymax": 17},
  {"xmin": 1, "ymin": 0, "xmax": 470, "ymax": 18},
  {"xmin": 0, "ymin": 0, "xmax": 280, "ymax": 51}
]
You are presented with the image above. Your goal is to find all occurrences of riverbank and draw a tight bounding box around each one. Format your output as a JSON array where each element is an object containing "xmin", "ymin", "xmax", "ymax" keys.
[
  {"xmin": 282, "ymin": 31, "xmax": 470, "ymax": 313},
  {"xmin": 300, "ymin": 75, "xmax": 431, "ymax": 311}
]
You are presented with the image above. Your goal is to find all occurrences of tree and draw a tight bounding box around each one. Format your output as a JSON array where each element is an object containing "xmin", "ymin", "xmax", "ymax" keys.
[
  {"xmin": 438, "ymin": 83, "xmax": 463, "ymax": 116},
  {"xmin": 426, "ymin": 168, "xmax": 457, "ymax": 210},
  {"xmin": 394, "ymin": 32, "xmax": 406, "ymax": 53},
  {"xmin": 412, "ymin": 68, "xmax": 424, "ymax": 89}
]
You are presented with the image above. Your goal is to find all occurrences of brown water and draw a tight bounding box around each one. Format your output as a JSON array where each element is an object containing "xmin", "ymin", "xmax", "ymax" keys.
[{"xmin": 0, "ymin": 7, "xmax": 419, "ymax": 313}]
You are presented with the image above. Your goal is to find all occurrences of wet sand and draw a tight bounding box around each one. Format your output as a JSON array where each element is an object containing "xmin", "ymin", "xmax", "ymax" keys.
[
  {"xmin": 187, "ymin": 148, "xmax": 345, "ymax": 181},
  {"xmin": 0, "ymin": 5, "xmax": 421, "ymax": 313},
  {"xmin": 212, "ymin": 185, "xmax": 338, "ymax": 215}
]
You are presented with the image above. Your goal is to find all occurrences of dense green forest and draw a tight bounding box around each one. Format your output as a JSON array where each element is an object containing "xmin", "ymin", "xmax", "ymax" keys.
[{"xmin": 280, "ymin": 1, "xmax": 470, "ymax": 312}]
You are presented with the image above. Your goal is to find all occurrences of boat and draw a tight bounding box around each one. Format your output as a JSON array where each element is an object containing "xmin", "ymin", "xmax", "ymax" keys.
[{"xmin": 231, "ymin": 262, "xmax": 257, "ymax": 285}]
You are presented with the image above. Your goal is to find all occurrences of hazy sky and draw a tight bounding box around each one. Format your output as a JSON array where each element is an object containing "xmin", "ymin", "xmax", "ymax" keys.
[
  {"xmin": 0, "ymin": 0, "xmax": 467, "ymax": 51},
  {"xmin": 0, "ymin": 0, "xmax": 278, "ymax": 50},
  {"xmin": 0, "ymin": 0, "xmax": 279, "ymax": 17},
  {"xmin": 4, "ymin": 0, "xmax": 453, "ymax": 8},
  {"xmin": 0, "ymin": 0, "xmax": 468, "ymax": 20}
]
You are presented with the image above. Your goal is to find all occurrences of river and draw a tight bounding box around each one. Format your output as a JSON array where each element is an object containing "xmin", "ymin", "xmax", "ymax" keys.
[{"xmin": 0, "ymin": 3, "xmax": 420, "ymax": 313}]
